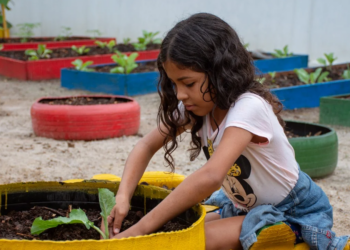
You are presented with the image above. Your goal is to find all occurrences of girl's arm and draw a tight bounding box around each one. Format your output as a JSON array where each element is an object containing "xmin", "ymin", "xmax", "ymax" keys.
[
  {"xmin": 113, "ymin": 126, "xmax": 253, "ymax": 238},
  {"xmin": 108, "ymin": 122, "xmax": 186, "ymax": 235}
]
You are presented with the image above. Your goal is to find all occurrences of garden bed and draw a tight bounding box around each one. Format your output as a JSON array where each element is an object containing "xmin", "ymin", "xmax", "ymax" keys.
[
  {"xmin": 319, "ymin": 93, "xmax": 350, "ymax": 127},
  {"xmin": 253, "ymin": 54, "xmax": 308, "ymax": 73},
  {"xmin": 0, "ymin": 45, "xmax": 160, "ymax": 80},
  {"xmin": 61, "ymin": 60, "xmax": 159, "ymax": 96},
  {"xmin": 0, "ymin": 36, "xmax": 116, "ymax": 51},
  {"xmin": 264, "ymin": 63, "xmax": 350, "ymax": 109}
]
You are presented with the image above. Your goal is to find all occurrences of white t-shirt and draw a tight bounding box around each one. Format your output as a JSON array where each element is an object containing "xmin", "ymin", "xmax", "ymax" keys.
[{"xmin": 197, "ymin": 92, "xmax": 299, "ymax": 212}]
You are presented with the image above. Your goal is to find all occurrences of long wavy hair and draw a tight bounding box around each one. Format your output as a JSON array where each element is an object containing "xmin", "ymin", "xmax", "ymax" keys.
[{"xmin": 157, "ymin": 13, "xmax": 284, "ymax": 171}]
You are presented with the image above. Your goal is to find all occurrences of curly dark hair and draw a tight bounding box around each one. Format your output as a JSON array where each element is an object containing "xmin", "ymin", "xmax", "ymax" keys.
[{"xmin": 157, "ymin": 13, "xmax": 284, "ymax": 171}]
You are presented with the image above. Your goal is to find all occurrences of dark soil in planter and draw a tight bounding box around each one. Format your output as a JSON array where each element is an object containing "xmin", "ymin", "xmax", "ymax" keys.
[
  {"xmin": 262, "ymin": 64, "xmax": 349, "ymax": 89},
  {"xmin": 95, "ymin": 61, "xmax": 158, "ymax": 74},
  {"xmin": 0, "ymin": 37, "xmax": 97, "ymax": 43},
  {"xmin": 0, "ymin": 206, "xmax": 189, "ymax": 240},
  {"xmin": 39, "ymin": 96, "xmax": 131, "ymax": 105},
  {"xmin": 285, "ymin": 129, "xmax": 322, "ymax": 138},
  {"xmin": 0, "ymin": 43, "xmax": 161, "ymax": 61}
]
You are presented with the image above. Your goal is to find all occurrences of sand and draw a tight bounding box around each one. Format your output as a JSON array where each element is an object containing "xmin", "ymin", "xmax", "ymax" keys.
[{"xmin": 0, "ymin": 76, "xmax": 349, "ymax": 236}]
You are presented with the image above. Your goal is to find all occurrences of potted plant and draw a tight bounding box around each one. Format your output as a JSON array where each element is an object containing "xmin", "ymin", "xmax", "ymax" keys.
[
  {"xmin": 61, "ymin": 52, "xmax": 159, "ymax": 96},
  {"xmin": 0, "ymin": 180, "xmax": 205, "ymax": 249},
  {"xmin": 319, "ymin": 91, "xmax": 350, "ymax": 127},
  {"xmin": 31, "ymin": 95, "xmax": 140, "ymax": 140}
]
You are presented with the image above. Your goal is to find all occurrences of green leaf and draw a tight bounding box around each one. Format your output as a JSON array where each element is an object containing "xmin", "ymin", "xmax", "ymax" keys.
[
  {"xmin": 72, "ymin": 59, "xmax": 83, "ymax": 69},
  {"xmin": 317, "ymin": 58, "xmax": 326, "ymax": 66},
  {"xmin": 268, "ymin": 72, "xmax": 276, "ymax": 78},
  {"xmin": 110, "ymin": 66, "xmax": 124, "ymax": 74},
  {"xmin": 317, "ymin": 71, "xmax": 330, "ymax": 83},
  {"xmin": 127, "ymin": 52, "xmax": 139, "ymax": 64},
  {"xmin": 294, "ymin": 69, "xmax": 310, "ymax": 84},
  {"xmin": 152, "ymin": 38, "xmax": 162, "ymax": 44},
  {"xmin": 312, "ymin": 68, "xmax": 323, "ymax": 83},
  {"xmin": 98, "ymin": 188, "xmax": 116, "ymax": 239},
  {"xmin": 31, "ymin": 209, "xmax": 91, "ymax": 235},
  {"xmin": 126, "ymin": 63, "xmax": 138, "ymax": 74}
]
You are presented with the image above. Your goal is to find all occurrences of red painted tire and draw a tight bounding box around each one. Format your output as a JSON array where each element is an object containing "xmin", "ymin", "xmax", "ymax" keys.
[{"xmin": 31, "ymin": 95, "xmax": 140, "ymax": 140}]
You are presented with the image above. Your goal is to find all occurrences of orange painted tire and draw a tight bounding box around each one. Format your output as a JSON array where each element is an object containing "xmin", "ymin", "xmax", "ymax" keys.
[{"xmin": 31, "ymin": 95, "xmax": 140, "ymax": 140}]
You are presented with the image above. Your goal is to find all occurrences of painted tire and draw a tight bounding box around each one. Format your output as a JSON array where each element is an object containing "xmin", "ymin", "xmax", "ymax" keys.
[
  {"xmin": 286, "ymin": 120, "xmax": 338, "ymax": 178},
  {"xmin": 31, "ymin": 95, "xmax": 140, "ymax": 140}
]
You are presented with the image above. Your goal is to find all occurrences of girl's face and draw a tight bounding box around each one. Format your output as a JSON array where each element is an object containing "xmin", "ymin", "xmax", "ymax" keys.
[{"xmin": 163, "ymin": 60, "xmax": 214, "ymax": 116}]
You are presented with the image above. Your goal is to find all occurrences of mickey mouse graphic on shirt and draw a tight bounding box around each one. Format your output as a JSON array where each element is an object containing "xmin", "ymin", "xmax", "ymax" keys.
[{"xmin": 203, "ymin": 139, "xmax": 257, "ymax": 211}]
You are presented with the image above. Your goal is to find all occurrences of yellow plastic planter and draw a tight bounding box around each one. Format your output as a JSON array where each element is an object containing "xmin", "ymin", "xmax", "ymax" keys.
[
  {"xmin": 0, "ymin": 181, "xmax": 206, "ymax": 250},
  {"xmin": 0, "ymin": 28, "xmax": 10, "ymax": 38}
]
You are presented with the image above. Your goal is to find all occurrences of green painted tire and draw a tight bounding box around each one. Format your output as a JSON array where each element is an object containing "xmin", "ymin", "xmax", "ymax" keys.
[{"xmin": 286, "ymin": 120, "xmax": 338, "ymax": 178}]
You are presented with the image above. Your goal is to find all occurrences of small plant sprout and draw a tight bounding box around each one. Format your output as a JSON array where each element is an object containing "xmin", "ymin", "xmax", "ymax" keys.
[
  {"xmin": 110, "ymin": 51, "xmax": 139, "ymax": 74},
  {"xmin": 132, "ymin": 30, "xmax": 162, "ymax": 51},
  {"xmin": 71, "ymin": 59, "xmax": 95, "ymax": 72},
  {"xmin": 268, "ymin": 72, "xmax": 276, "ymax": 83},
  {"xmin": 55, "ymin": 26, "xmax": 72, "ymax": 41},
  {"xmin": 257, "ymin": 77, "xmax": 266, "ymax": 84},
  {"xmin": 25, "ymin": 44, "xmax": 52, "ymax": 60},
  {"xmin": 317, "ymin": 53, "xmax": 337, "ymax": 71},
  {"xmin": 94, "ymin": 40, "xmax": 115, "ymax": 52},
  {"xmin": 243, "ymin": 43, "xmax": 250, "ymax": 49},
  {"xmin": 294, "ymin": 68, "xmax": 330, "ymax": 84},
  {"xmin": 16, "ymin": 23, "xmax": 41, "ymax": 43},
  {"xmin": 31, "ymin": 188, "xmax": 116, "ymax": 239},
  {"xmin": 86, "ymin": 29, "xmax": 102, "ymax": 39},
  {"xmin": 271, "ymin": 45, "xmax": 293, "ymax": 58},
  {"xmin": 123, "ymin": 38, "xmax": 131, "ymax": 45},
  {"xmin": 94, "ymin": 40, "xmax": 107, "ymax": 49},
  {"xmin": 71, "ymin": 45, "xmax": 90, "ymax": 55},
  {"xmin": 342, "ymin": 64, "xmax": 350, "ymax": 80}
]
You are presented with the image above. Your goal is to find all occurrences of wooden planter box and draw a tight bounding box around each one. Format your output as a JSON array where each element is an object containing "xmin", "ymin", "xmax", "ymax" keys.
[
  {"xmin": 0, "ymin": 36, "xmax": 116, "ymax": 51},
  {"xmin": 61, "ymin": 60, "xmax": 159, "ymax": 96},
  {"xmin": 0, "ymin": 50, "xmax": 159, "ymax": 81},
  {"xmin": 270, "ymin": 64, "xmax": 350, "ymax": 110},
  {"xmin": 254, "ymin": 54, "xmax": 308, "ymax": 73},
  {"xmin": 319, "ymin": 93, "xmax": 350, "ymax": 127},
  {"xmin": 0, "ymin": 181, "xmax": 205, "ymax": 250}
]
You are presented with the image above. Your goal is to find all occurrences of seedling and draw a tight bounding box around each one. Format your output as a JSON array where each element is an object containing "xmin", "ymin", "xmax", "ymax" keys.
[
  {"xmin": 317, "ymin": 53, "xmax": 337, "ymax": 71},
  {"xmin": 25, "ymin": 44, "xmax": 52, "ymax": 60},
  {"xmin": 132, "ymin": 30, "xmax": 162, "ymax": 51},
  {"xmin": 294, "ymin": 68, "xmax": 330, "ymax": 84},
  {"xmin": 16, "ymin": 23, "xmax": 41, "ymax": 43},
  {"xmin": 95, "ymin": 40, "xmax": 116, "ymax": 53},
  {"xmin": 71, "ymin": 45, "xmax": 90, "ymax": 55},
  {"xmin": 86, "ymin": 29, "xmax": 102, "ymax": 39},
  {"xmin": 257, "ymin": 77, "xmax": 266, "ymax": 84},
  {"xmin": 243, "ymin": 43, "xmax": 249, "ymax": 49},
  {"xmin": 342, "ymin": 64, "xmax": 350, "ymax": 80},
  {"xmin": 110, "ymin": 51, "xmax": 138, "ymax": 74},
  {"xmin": 31, "ymin": 188, "xmax": 116, "ymax": 239},
  {"xmin": 55, "ymin": 26, "xmax": 72, "ymax": 41},
  {"xmin": 123, "ymin": 38, "xmax": 131, "ymax": 45},
  {"xmin": 271, "ymin": 45, "xmax": 293, "ymax": 58},
  {"xmin": 71, "ymin": 59, "xmax": 95, "ymax": 72},
  {"xmin": 268, "ymin": 72, "xmax": 276, "ymax": 83}
]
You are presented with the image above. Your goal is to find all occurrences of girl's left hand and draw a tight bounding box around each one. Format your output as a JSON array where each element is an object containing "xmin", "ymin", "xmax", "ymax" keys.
[{"xmin": 112, "ymin": 224, "xmax": 144, "ymax": 239}]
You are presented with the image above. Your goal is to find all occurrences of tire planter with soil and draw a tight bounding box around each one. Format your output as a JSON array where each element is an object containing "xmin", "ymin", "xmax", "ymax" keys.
[
  {"xmin": 319, "ymin": 93, "xmax": 350, "ymax": 127},
  {"xmin": 286, "ymin": 120, "xmax": 338, "ymax": 178},
  {"xmin": 254, "ymin": 54, "xmax": 308, "ymax": 73},
  {"xmin": 268, "ymin": 63, "xmax": 350, "ymax": 110},
  {"xmin": 61, "ymin": 60, "xmax": 159, "ymax": 96},
  {"xmin": 31, "ymin": 95, "xmax": 140, "ymax": 140},
  {"xmin": 0, "ymin": 37, "xmax": 116, "ymax": 51},
  {"xmin": 0, "ymin": 181, "xmax": 205, "ymax": 250}
]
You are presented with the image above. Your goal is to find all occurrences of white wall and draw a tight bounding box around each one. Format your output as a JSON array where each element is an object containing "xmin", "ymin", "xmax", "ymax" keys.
[{"xmin": 5, "ymin": 0, "xmax": 350, "ymax": 64}]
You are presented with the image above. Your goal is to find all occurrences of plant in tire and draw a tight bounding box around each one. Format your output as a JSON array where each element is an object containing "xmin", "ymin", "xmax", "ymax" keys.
[
  {"xmin": 110, "ymin": 51, "xmax": 139, "ymax": 74},
  {"xmin": 25, "ymin": 44, "xmax": 52, "ymax": 60},
  {"xmin": 31, "ymin": 188, "xmax": 116, "ymax": 239}
]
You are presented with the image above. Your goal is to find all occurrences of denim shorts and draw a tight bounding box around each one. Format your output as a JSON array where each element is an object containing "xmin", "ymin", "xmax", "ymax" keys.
[{"xmin": 204, "ymin": 170, "xmax": 349, "ymax": 250}]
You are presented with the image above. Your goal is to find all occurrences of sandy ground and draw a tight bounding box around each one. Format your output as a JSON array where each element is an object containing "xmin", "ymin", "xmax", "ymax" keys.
[{"xmin": 0, "ymin": 76, "xmax": 349, "ymax": 236}]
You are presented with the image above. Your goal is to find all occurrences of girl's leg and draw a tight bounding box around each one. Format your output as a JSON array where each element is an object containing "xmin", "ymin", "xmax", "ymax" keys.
[
  {"xmin": 205, "ymin": 215, "xmax": 245, "ymax": 250},
  {"xmin": 205, "ymin": 212, "xmax": 220, "ymax": 222}
]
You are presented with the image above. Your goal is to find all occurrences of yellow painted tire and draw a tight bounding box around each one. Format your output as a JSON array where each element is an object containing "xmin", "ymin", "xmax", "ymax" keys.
[{"xmin": 0, "ymin": 181, "xmax": 206, "ymax": 250}]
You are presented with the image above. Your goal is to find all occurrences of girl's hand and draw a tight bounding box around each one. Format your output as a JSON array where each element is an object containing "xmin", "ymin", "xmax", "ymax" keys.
[{"xmin": 112, "ymin": 223, "xmax": 144, "ymax": 239}]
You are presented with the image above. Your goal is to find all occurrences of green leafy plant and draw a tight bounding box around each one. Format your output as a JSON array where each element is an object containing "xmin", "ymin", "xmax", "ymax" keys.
[
  {"xmin": 71, "ymin": 59, "xmax": 95, "ymax": 72},
  {"xmin": 94, "ymin": 40, "xmax": 116, "ymax": 52},
  {"xmin": 25, "ymin": 44, "xmax": 52, "ymax": 60},
  {"xmin": 257, "ymin": 77, "xmax": 265, "ymax": 84},
  {"xmin": 71, "ymin": 45, "xmax": 90, "ymax": 55},
  {"xmin": 132, "ymin": 30, "xmax": 161, "ymax": 51},
  {"xmin": 271, "ymin": 45, "xmax": 293, "ymax": 58},
  {"xmin": 317, "ymin": 53, "xmax": 337, "ymax": 71},
  {"xmin": 243, "ymin": 43, "xmax": 249, "ymax": 49},
  {"xmin": 268, "ymin": 72, "xmax": 276, "ymax": 83},
  {"xmin": 31, "ymin": 188, "xmax": 116, "ymax": 239},
  {"xmin": 86, "ymin": 29, "xmax": 102, "ymax": 39},
  {"xmin": 110, "ymin": 51, "xmax": 138, "ymax": 74},
  {"xmin": 54, "ymin": 26, "xmax": 72, "ymax": 41},
  {"xmin": 16, "ymin": 23, "xmax": 41, "ymax": 42},
  {"xmin": 123, "ymin": 38, "xmax": 131, "ymax": 45},
  {"xmin": 294, "ymin": 68, "xmax": 330, "ymax": 84},
  {"xmin": 342, "ymin": 64, "xmax": 350, "ymax": 80}
]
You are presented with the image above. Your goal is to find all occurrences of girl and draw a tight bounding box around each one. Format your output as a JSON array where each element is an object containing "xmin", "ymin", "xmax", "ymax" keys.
[{"xmin": 104, "ymin": 13, "xmax": 349, "ymax": 250}]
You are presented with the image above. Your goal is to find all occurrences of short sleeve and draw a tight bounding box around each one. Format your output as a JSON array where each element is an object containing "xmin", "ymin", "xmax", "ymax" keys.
[{"xmin": 224, "ymin": 94, "xmax": 273, "ymax": 143}]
